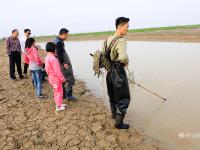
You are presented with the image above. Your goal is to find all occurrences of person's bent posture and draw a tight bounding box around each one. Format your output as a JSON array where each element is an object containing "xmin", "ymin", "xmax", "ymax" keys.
[
  {"xmin": 24, "ymin": 38, "xmax": 45, "ymax": 99},
  {"xmin": 53, "ymin": 29, "xmax": 76, "ymax": 101},
  {"xmin": 102, "ymin": 17, "xmax": 131, "ymax": 129}
]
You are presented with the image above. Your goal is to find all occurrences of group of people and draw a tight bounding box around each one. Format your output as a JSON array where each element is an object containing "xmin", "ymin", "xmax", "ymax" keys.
[
  {"xmin": 6, "ymin": 28, "xmax": 76, "ymax": 111},
  {"xmin": 6, "ymin": 17, "xmax": 131, "ymax": 129}
]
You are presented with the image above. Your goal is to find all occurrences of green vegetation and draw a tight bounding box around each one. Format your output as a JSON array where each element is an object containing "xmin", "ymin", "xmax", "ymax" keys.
[
  {"xmin": 32, "ymin": 24, "xmax": 200, "ymax": 41},
  {"xmin": 0, "ymin": 39, "xmax": 4, "ymax": 43},
  {"xmin": 72, "ymin": 31, "xmax": 114, "ymax": 36},
  {"xmin": 129, "ymin": 24, "xmax": 200, "ymax": 33},
  {"xmin": 34, "ymin": 35, "xmax": 56, "ymax": 41},
  {"xmin": 2, "ymin": 24, "xmax": 200, "ymax": 41},
  {"xmin": 71, "ymin": 24, "xmax": 200, "ymax": 36}
]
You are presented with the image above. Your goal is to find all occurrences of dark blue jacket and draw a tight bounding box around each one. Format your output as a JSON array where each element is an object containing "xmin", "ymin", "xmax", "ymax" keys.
[{"xmin": 53, "ymin": 37, "xmax": 75, "ymax": 84}]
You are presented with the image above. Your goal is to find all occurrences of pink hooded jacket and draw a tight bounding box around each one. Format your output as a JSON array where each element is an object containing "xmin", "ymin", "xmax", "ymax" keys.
[
  {"xmin": 24, "ymin": 46, "xmax": 43, "ymax": 70},
  {"xmin": 45, "ymin": 53, "xmax": 65, "ymax": 83}
]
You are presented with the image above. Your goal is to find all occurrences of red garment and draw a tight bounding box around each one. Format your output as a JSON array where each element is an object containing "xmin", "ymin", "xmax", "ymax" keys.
[
  {"xmin": 49, "ymin": 76, "xmax": 63, "ymax": 107},
  {"xmin": 24, "ymin": 46, "xmax": 43, "ymax": 66},
  {"xmin": 22, "ymin": 53, "xmax": 29, "ymax": 64},
  {"xmin": 45, "ymin": 53, "xmax": 65, "ymax": 107}
]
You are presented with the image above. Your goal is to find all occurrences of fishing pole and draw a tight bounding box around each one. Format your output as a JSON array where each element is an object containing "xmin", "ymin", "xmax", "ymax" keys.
[
  {"xmin": 126, "ymin": 67, "xmax": 167, "ymax": 101},
  {"xmin": 90, "ymin": 53, "xmax": 167, "ymax": 101},
  {"xmin": 128, "ymin": 79, "xmax": 167, "ymax": 101}
]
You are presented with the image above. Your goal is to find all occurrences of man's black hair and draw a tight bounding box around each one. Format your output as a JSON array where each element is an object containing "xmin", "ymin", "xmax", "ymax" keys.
[
  {"xmin": 24, "ymin": 29, "xmax": 31, "ymax": 33},
  {"xmin": 12, "ymin": 29, "xmax": 18, "ymax": 34},
  {"xmin": 59, "ymin": 28, "xmax": 69, "ymax": 35},
  {"xmin": 115, "ymin": 17, "xmax": 130, "ymax": 29},
  {"xmin": 46, "ymin": 42, "xmax": 56, "ymax": 53},
  {"xmin": 25, "ymin": 38, "xmax": 35, "ymax": 48}
]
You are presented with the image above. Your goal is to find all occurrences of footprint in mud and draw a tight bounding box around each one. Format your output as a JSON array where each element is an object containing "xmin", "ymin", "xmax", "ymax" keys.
[
  {"xmin": 0, "ymin": 97, "xmax": 5, "ymax": 101},
  {"xmin": 0, "ymin": 88, "xmax": 5, "ymax": 92},
  {"xmin": 79, "ymin": 91, "xmax": 86, "ymax": 96}
]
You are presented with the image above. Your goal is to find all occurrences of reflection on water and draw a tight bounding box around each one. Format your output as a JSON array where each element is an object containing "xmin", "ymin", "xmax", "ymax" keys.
[{"xmin": 40, "ymin": 41, "xmax": 200, "ymax": 150}]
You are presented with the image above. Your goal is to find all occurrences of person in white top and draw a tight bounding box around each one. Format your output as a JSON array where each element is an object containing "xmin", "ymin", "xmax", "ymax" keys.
[{"xmin": 20, "ymin": 29, "xmax": 31, "ymax": 76}]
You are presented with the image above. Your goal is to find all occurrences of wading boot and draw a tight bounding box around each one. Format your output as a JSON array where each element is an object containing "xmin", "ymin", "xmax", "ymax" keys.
[
  {"xmin": 115, "ymin": 114, "xmax": 129, "ymax": 129},
  {"xmin": 111, "ymin": 107, "xmax": 116, "ymax": 119}
]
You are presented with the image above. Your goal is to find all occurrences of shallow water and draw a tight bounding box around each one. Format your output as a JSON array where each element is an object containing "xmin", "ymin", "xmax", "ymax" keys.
[{"xmin": 40, "ymin": 41, "xmax": 200, "ymax": 150}]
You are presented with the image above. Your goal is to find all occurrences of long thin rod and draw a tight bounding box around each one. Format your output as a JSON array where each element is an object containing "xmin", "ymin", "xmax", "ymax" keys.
[{"xmin": 128, "ymin": 79, "xmax": 167, "ymax": 101}]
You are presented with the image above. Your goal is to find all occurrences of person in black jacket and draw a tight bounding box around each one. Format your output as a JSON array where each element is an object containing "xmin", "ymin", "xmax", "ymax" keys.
[{"xmin": 53, "ymin": 28, "xmax": 76, "ymax": 101}]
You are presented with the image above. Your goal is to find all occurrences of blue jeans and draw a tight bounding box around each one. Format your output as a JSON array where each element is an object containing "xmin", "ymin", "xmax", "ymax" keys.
[{"xmin": 31, "ymin": 69, "xmax": 42, "ymax": 97}]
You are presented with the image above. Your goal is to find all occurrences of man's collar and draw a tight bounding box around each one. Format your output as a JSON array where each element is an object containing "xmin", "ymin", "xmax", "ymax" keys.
[
  {"xmin": 11, "ymin": 35, "xmax": 17, "ymax": 40},
  {"xmin": 114, "ymin": 33, "xmax": 124, "ymax": 38},
  {"xmin": 57, "ymin": 36, "xmax": 63, "ymax": 41}
]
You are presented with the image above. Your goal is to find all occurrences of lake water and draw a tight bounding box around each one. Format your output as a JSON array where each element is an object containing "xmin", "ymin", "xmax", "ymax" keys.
[{"xmin": 40, "ymin": 41, "xmax": 200, "ymax": 150}]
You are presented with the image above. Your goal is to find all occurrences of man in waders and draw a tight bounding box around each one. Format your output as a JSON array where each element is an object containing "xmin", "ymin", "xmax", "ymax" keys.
[
  {"xmin": 102, "ymin": 17, "xmax": 130, "ymax": 129},
  {"xmin": 53, "ymin": 28, "xmax": 76, "ymax": 101}
]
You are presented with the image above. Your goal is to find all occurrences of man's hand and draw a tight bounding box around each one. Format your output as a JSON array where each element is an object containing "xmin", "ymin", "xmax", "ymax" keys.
[
  {"xmin": 63, "ymin": 79, "xmax": 67, "ymax": 84},
  {"xmin": 63, "ymin": 64, "xmax": 69, "ymax": 69},
  {"xmin": 7, "ymin": 51, "xmax": 10, "ymax": 56},
  {"xmin": 125, "ymin": 62, "xmax": 129, "ymax": 67}
]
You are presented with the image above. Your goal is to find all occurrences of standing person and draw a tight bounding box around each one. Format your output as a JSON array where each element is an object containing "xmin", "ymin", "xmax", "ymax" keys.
[
  {"xmin": 20, "ymin": 29, "xmax": 31, "ymax": 77},
  {"xmin": 53, "ymin": 28, "xmax": 76, "ymax": 101},
  {"xmin": 102, "ymin": 17, "xmax": 131, "ymax": 129},
  {"xmin": 6, "ymin": 29, "xmax": 24, "ymax": 80},
  {"xmin": 24, "ymin": 38, "xmax": 45, "ymax": 99},
  {"xmin": 45, "ymin": 42, "xmax": 67, "ymax": 111}
]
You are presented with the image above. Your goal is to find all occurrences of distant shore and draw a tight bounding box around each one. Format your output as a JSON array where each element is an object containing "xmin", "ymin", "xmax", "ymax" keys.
[{"xmin": 34, "ymin": 24, "xmax": 200, "ymax": 43}]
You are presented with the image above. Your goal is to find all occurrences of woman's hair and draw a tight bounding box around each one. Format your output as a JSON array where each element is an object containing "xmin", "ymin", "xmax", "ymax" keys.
[
  {"xmin": 25, "ymin": 37, "xmax": 35, "ymax": 48},
  {"xmin": 46, "ymin": 42, "xmax": 56, "ymax": 53}
]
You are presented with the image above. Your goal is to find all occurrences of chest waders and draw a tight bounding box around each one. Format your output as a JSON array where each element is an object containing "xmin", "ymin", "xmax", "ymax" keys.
[{"xmin": 104, "ymin": 37, "xmax": 131, "ymax": 129}]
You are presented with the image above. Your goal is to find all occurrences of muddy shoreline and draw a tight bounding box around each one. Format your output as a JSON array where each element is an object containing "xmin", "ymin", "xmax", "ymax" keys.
[
  {"xmin": 1, "ymin": 28, "xmax": 199, "ymax": 149},
  {"xmin": 0, "ymin": 42, "xmax": 163, "ymax": 149}
]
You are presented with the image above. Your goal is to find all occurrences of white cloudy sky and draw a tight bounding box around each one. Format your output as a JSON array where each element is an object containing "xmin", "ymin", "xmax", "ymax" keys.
[{"xmin": 1, "ymin": 0, "xmax": 200, "ymax": 37}]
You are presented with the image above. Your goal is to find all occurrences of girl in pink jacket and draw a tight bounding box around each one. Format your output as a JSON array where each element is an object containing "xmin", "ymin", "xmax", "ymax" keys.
[
  {"xmin": 45, "ymin": 42, "xmax": 67, "ymax": 111},
  {"xmin": 24, "ymin": 38, "xmax": 45, "ymax": 98}
]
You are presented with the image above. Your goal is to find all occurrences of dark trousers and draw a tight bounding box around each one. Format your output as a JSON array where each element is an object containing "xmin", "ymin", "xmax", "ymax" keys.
[
  {"xmin": 63, "ymin": 81, "xmax": 73, "ymax": 98},
  {"xmin": 106, "ymin": 62, "xmax": 131, "ymax": 115},
  {"xmin": 9, "ymin": 51, "xmax": 22, "ymax": 79},
  {"xmin": 23, "ymin": 63, "xmax": 29, "ymax": 74}
]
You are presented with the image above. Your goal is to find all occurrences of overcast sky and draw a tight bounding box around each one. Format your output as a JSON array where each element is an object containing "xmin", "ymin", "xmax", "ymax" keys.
[{"xmin": 1, "ymin": 0, "xmax": 200, "ymax": 37}]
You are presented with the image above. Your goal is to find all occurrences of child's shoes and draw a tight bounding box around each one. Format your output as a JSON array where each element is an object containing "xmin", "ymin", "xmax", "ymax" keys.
[
  {"xmin": 56, "ymin": 106, "xmax": 65, "ymax": 111},
  {"xmin": 61, "ymin": 104, "xmax": 67, "ymax": 107}
]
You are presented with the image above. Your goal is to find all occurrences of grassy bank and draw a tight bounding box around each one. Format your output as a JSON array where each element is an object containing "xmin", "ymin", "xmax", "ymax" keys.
[
  {"xmin": 34, "ymin": 24, "xmax": 200, "ymax": 40},
  {"xmin": 73, "ymin": 24, "xmax": 200, "ymax": 36},
  {"xmin": 1, "ymin": 24, "xmax": 200, "ymax": 43}
]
